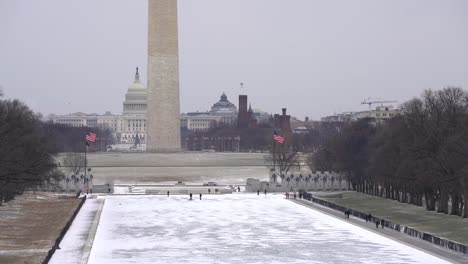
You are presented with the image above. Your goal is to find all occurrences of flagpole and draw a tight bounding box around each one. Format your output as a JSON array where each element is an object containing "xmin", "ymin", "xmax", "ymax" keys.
[
  {"xmin": 273, "ymin": 140, "xmax": 276, "ymax": 183},
  {"xmin": 84, "ymin": 140, "xmax": 87, "ymax": 178}
]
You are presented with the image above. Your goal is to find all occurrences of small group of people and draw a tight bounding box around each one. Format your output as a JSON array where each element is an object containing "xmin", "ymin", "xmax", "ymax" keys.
[
  {"xmin": 364, "ymin": 212, "xmax": 385, "ymax": 229},
  {"xmin": 188, "ymin": 193, "xmax": 202, "ymax": 200},
  {"xmin": 375, "ymin": 218, "xmax": 385, "ymax": 229},
  {"xmin": 285, "ymin": 192, "xmax": 298, "ymax": 199},
  {"xmin": 343, "ymin": 210, "xmax": 386, "ymax": 229},
  {"xmin": 344, "ymin": 209, "xmax": 351, "ymax": 218},
  {"xmin": 366, "ymin": 213, "xmax": 373, "ymax": 223},
  {"xmin": 257, "ymin": 189, "xmax": 267, "ymax": 195}
]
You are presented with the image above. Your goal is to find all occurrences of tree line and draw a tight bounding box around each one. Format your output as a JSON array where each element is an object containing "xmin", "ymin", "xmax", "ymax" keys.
[
  {"xmin": 0, "ymin": 90, "xmax": 111, "ymax": 204},
  {"xmin": 44, "ymin": 123, "xmax": 113, "ymax": 153},
  {"xmin": 0, "ymin": 96, "xmax": 61, "ymax": 204},
  {"xmin": 310, "ymin": 87, "xmax": 468, "ymax": 218}
]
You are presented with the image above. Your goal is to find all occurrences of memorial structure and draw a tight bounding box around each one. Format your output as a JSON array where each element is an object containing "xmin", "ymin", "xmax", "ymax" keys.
[{"xmin": 146, "ymin": 0, "xmax": 181, "ymax": 152}]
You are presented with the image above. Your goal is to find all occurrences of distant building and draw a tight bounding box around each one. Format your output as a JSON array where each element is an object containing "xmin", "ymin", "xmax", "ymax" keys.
[
  {"xmin": 251, "ymin": 109, "xmax": 271, "ymax": 126},
  {"xmin": 51, "ymin": 112, "xmax": 91, "ymax": 127},
  {"xmin": 237, "ymin": 95, "xmax": 249, "ymax": 128},
  {"xmin": 321, "ymin": 105, "xmax": 399, "ymax": 123},
  {"xmin": 320, "ymin": 112, "xmax": 354, "ymax": 123},
  {"xmin": 290, "ymin": 117, "xmax": 320, "ymax": 130},
  {"xmin": 237, "ymin": 95, "xmax": 257, "ymax": 128},
  {"xmin": 209, "ymin": 92, "xmax": 237, "ymax": 125},
  {"xmin": 353, "ymin": 105, "xmax": 399, "ymax": 121},
  {"xmin": 180, "ymin": 113, "xmax": 222, "ymax": 132},
  {"xmin": 51, "ymin": 68, "xmax": 147, "ymax": 144},
  {"xmin": 118, "ymin": 67, "xmax": 147, "ymax": 143},
  {"xmin": 292, "ymin": 127, "xmax": 309, "ymax": 134},
  {"xmin": 51, "ymin": 70, "xmax": 276, "ymax": 144},
  {"xmin": 274, "ymin": 108, "xmax": 291, "ymax": 134}
]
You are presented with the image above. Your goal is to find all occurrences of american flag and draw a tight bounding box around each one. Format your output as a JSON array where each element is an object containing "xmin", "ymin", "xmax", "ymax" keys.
[
  {"xmin": 273, "ymin": 131, "xmax": 285, "ymax": 144},
  {"xmin": 86, "ymin": 132, "xmax": 97, "ymax": 143}
]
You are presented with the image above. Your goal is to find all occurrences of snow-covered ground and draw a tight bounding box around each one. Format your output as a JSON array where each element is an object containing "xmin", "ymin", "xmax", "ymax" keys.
[{"xmin": 87, "ymin": 194, "xmax": 449, "ymax": 264}]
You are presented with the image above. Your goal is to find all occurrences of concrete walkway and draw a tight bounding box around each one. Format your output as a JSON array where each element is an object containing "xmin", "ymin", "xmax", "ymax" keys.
[
  {"xmin": 290, "ymin": 198, "xmax": 468, "ymax": 264},
  {"xmin": 49, "ymin": 196, "xmax": 105, "ymax": 264}
]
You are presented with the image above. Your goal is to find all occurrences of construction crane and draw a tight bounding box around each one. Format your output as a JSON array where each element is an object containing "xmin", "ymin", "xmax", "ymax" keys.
[{"xmin": 361, "ymin": 99, "xmax": 398, "ymax": 109}]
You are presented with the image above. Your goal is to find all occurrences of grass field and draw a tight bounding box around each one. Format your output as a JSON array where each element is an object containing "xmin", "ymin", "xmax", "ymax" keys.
[
  {"xmin": 321, "ymin": 191, "xmax": 468, "ymax": 245},
  {"xmin": 0, "ymin": 192, "xmax": 81, "ymax": 264},
  {"xmin": 59, "ymin": 152, "xmax": 271, "ymax": 185}
]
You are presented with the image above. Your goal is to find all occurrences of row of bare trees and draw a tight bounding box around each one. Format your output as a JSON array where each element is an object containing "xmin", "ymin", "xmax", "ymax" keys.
[
  {"xmin": 310, "ymin": 87, "xmax": 468, "ymax": 217},
  {"xmin": 44, "ymin": 123, "xmax": 113, "ymax": 153}
]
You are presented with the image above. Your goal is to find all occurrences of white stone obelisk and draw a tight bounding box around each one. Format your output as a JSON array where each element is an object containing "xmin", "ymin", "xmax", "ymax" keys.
[{"xmin": 147, "ymin": 0, "xmax": 181, "ymax": 152}]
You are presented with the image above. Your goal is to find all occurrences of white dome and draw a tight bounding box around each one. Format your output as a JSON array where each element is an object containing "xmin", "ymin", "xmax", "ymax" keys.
[
  {"xmin": 123, "ymin": 67, "xmax": 147, "ymax": 115},
  {"xmin": 129, "ymin": 80, "xmax": 145, "ymax": 90}
]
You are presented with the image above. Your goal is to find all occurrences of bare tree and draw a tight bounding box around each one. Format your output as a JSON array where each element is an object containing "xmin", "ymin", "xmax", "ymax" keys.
[
  {"xmin": 0, "ymin": 99, "xmax": 58, "ymax": 205},
  {"xmin": 310, "ymin": 87, "xmax": 468, "ymax": 218},
  {"xmin": 265, "ymin": 142, "xmax": 299, "ymax": 183},
  {"xmin": 62, "ymin": 153, "xmax": 86, "ymax": 176}
]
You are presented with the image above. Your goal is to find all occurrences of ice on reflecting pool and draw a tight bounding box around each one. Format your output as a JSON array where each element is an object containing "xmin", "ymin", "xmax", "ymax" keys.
[{"xmin": 88, "ymin": 194, "xmax": 449, "ymax": 264}]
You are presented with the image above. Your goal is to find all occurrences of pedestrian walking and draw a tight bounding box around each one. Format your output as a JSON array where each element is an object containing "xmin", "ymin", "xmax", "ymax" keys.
[
  {"xmin": 189, "ymin": 193, "xmax": 193, "ymax": 200},
  {"xmin": 285, "ymin": 192, "xmax": 289, "ymax": 199},
  {"xmin": 208, "ymin": 189, "xmax": 211, "ymax": 194},
  {"xmin": 368, "ymin": 213, "xmax": 372, "ymax": 223},
  {"xmin": 257, "ymin": 190, "xmax": 260, "ymax": 196},
  {"xmin": 380, "ymin": 219, "xmax": 385, "ymax": 229},
  {"xmin": 200, "ymin": 193, "xmax": 202, "ymax": 200},
  {"xmin": 293, "ymin": 193, "xmax": 297, "ymax": 199},
  {"xmin": 237, "ymin": 186, "xmax": 241, "ymax": 192},
  {"xmin": 167, "ymin": 191, "xmax": 170, "ymax": 197},
  {"xmin": 375, "ymin": 219, "xmax": 380, "ymax": 228},
  {"xmin": 264, "ymin": 189, "xmax": 267, "ymax": 195}
]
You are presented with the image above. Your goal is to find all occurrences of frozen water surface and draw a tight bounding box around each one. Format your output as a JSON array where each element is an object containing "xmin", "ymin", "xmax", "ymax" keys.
[{"xmin": 88, "ymin": 194, "xmax": 449, "ymax": 264}]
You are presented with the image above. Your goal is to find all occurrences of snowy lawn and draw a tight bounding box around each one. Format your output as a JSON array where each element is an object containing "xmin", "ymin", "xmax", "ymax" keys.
[{"xmin": 88, "ymin": 194, "xmax": 449, "ymax": 264}]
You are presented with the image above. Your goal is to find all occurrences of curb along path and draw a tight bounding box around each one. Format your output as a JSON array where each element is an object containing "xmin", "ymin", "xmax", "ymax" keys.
[{"xmin": 49, "ymin": 196, "xmax": 105, "ymax": 264}]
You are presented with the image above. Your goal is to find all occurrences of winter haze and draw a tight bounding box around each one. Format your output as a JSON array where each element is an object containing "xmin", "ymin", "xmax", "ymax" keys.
[{"xmin": 0, "ymin": 0, "xmax": 467, "ymax": 120}]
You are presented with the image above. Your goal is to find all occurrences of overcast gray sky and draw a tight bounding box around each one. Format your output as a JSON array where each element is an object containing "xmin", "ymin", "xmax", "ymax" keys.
[{"xmin": 1, "ymin": 0, "xmax": 467, "ymax": 120}]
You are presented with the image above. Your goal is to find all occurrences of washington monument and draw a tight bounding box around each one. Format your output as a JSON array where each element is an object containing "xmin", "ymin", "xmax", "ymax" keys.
[{"xmin": 147, "ymin": 0, "xmax": 181, "ymax": 152}]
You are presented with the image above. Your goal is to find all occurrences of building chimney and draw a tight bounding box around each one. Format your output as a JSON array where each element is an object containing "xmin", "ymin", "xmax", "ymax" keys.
[{"xmin": 282, "ymin": 108, "xmax": 287, "ymax": 116}]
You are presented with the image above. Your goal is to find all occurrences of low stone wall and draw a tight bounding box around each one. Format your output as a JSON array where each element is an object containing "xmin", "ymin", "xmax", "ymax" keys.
[
  {"xmin": 302, "ymin": 192, "xmax": 468, "ymax": 255},
  {"xmin": 42, "ymin": 196, "xmax": 87, "ymax": 264},
  {"xmin": 245, "ymin": 176, "xmax": 350, "ymax": 193}
]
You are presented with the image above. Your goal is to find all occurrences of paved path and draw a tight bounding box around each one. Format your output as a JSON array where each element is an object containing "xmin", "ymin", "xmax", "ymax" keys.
[
  {"xmin": 49, "ymin": 196, "xmax": 105, "ymax": 264},
  {"xmin": 290, "ymin": 198, "xmax": 468, "ymax": 264}
]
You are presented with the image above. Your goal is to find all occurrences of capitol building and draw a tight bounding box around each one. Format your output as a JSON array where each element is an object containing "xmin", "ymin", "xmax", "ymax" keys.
[{"xmin": 50, "ymin": 68, "xmax": 239, "ymax": 143}]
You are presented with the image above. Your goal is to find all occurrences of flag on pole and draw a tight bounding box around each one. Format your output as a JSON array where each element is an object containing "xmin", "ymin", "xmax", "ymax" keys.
[
  {"xmin": 273, "ymin": 131, "xmax": 285, "ymax": 144},
  {"xmin": 86, "ymin": 132, "xmax": 97, "ymax": 143}
]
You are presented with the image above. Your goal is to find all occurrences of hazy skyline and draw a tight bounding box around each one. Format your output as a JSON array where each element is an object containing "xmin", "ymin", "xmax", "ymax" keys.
[{"xmin": 1, "ymin": 0, "xmax": 467, "ymax": 120}]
